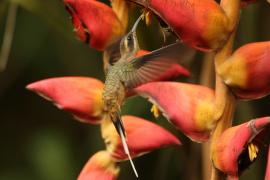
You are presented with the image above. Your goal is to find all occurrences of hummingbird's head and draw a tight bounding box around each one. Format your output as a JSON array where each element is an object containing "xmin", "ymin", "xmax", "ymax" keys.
[
  {"xmin": 120, "ymin": 15, "xmax": 144, "ymax": 57},
  {"xmin": 120, "ymin": 31, "xmax": 138, "ymax": 57}
]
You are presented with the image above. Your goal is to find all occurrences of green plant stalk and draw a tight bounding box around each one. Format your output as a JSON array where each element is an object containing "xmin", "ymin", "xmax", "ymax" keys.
[
  {"xmin": 200, "ymin": 52, "xmax": 215, "ymax": 180},
  {"xmin": 210, "ymin": 0, "xmax": 241, "ymax": 179}
]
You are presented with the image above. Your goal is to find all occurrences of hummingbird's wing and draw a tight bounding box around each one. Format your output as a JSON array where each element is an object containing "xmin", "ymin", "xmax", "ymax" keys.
[{"xmin": 123, "ymin": 42, "xmax": 195, "ymax": 89}]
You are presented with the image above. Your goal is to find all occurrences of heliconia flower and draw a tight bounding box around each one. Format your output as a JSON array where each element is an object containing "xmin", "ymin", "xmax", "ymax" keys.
[
  {"xmin": 26, "ymin": 69, "xmax": 189, "ymax": 124},
  {"xmin": 26, "ymin": 77, "xmax": 104, "ymax": 124},
  {"xmin": 217, "ymin": 41, "xmax": 270, "ymax": 100},
  {"xmin": 134, "ymin": 82, "xmax": 216, "ymax": 142},
  {"xmin": 101, "ymin": 115, "xmax": 180, "ymax": 160},
  {"xmin": 127, "ymin": 0, "xmax": 230, "ymax": 51},
  {"xmin": 266, "ymin": 147, "xmax": 270, "ymax": 180},
  {"xmin": 212, "ymin": 117, "xmax": 270, "ymax": 177},
  {"xmin": 78, "ymin": 151, "xmax": 120, "ymax": 180},
  {"xmin": 64, "ymin": 0, "xmax": 124, "ymax": 50}
]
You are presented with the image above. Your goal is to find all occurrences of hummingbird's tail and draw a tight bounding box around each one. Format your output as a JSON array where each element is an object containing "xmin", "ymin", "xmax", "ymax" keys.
[{"xmin": 112, "ymin": 112, "xmax": 139, "ymax": 178}]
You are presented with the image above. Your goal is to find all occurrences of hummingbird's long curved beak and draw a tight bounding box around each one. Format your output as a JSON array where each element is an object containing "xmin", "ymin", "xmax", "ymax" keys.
[{"xmin": 130, "ymin": 14, "xmax": 144, "ymax": 33}]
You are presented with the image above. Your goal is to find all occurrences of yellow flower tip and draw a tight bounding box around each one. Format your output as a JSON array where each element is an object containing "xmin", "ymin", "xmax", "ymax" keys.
[
  {"xmin": 101, "ymin": 117, "xmax": 119, "ymax": 154},
  {"xmin": 142, "ymin": 9, "xmax": 152, "ymax": 26},
  {"xmin": 151, "ymin": 104, "xmax": 160, "ymax": 118},
  {"xmin": 110, "ymin": 0, "xmax": 129, "ymax": 30},
  {"xmin": 248, "ymin": 143, "xmax": 259, "ymax": 162},
  {"xmin": 78, "ymin": 150, "xmax": 120, "ymax": 180}
]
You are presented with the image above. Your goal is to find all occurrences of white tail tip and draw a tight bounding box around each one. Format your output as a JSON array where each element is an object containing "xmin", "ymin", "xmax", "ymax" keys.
[{"xmin": 119, "ymin": 128, "xmax": 139, "ymax": 178}]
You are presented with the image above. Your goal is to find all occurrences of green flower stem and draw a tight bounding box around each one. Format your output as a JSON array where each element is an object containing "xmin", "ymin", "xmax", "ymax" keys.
[
  {"xmin": 211, "ymin": 0, "xmax": 241, "ymax": 179},
  {"xmin": 200, "ymin": 52, "xmax": 215, "ymax": 180}
]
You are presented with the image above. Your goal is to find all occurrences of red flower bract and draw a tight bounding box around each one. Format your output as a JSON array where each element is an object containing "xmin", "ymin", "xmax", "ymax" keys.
[
  {"xmin": 101, "ymin": 115, "xmax": 180, "ymax": 161},
  {"xmin": 64, "ymin": 0, "xmax": 124, "ymax": 50},
  {"xmin": 27, "ymin": 77, "xmax": 104, "ymax": 124},
  {"xmin": 217, "ymin": 41, "xmax": 270, "ymax": 99},
  {"xmin": 135, "ymin": 82, "xmax": 216, "ymax": 142},
  {"xmin": 128, "ymin": 0, "xmax": 230, "ymax": 51},
  {"xmin": 212, "ymin": 117, "xmax": 270, "ymax": 176}
]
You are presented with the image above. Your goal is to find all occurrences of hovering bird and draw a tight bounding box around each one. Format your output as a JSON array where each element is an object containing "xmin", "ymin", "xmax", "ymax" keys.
[{"xmin": 102, "ymin": 14, "xmax": 194, "ymax": 178}]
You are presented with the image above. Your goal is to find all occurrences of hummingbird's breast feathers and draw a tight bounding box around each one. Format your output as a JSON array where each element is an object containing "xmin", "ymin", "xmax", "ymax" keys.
[{"xmin": 102, "ymin": 65, "xmax": 126, "ymax": 113}]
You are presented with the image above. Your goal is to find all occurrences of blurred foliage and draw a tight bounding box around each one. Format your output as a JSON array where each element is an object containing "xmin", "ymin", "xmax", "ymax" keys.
[{"xmin": 0, "ymin": 1, "xmax": 269, "ymax": 180}]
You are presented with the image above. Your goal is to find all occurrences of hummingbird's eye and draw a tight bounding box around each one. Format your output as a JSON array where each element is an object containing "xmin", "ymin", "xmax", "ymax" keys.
[{"xmin": 127, "ymin": 36, "xmax": 132, "ymax": 41}]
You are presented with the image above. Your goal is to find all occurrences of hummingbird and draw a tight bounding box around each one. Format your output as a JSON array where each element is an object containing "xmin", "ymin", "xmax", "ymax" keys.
[{"xmin": 102, "ymin": 14, "xmax": 194, "ymax": 178}]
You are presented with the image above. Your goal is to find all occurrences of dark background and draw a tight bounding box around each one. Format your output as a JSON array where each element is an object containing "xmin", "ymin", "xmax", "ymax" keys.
[{"xmin": 0, "ymin": 0, "xmax": 269, "ymax": 179}]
